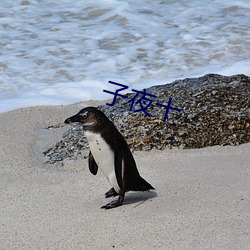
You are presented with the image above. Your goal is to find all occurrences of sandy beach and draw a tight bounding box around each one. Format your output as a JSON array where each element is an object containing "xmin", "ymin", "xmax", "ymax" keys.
[{"xmin": 0, "ymin": 101, "xmax": 249, "ymax": 249}]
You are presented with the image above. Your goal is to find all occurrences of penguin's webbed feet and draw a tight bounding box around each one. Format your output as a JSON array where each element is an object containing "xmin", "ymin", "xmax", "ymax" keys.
[
  {"xmin": 101, "ymin": 196, "xmax": 124, "ymax": 209},
  {"xmin": 105, "ymin": 187, "xmax": 118, "ymax": 198}
]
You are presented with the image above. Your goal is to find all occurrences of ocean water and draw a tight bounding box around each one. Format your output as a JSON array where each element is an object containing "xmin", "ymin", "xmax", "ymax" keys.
[{"xmin": 0, "ymin": 0, "xmax": 249, "ymax": 112}]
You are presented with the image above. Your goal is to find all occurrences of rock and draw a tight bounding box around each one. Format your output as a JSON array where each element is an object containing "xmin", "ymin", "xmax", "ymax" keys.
[{"xmin": 43, "ymin": 74, "xmax": 250, "ymax": 164}]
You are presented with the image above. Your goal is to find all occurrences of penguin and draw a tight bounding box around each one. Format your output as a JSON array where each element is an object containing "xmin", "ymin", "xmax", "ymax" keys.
[{"xmin": 65, "ymin": 107, "xmax": 154, "ymax": 209}]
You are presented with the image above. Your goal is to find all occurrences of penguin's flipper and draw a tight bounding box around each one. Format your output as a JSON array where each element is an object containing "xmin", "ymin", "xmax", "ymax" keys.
[
  {"xmin": 114, "ymin": 146, "xmax": 124, "ymax": 190},
  {"xmin": 105, "ymin": 187, "xmax": 118, "ymax": 198},
  {"xmin": 88, "ymin": 151, "xmax": 98, "ymax": 175}
]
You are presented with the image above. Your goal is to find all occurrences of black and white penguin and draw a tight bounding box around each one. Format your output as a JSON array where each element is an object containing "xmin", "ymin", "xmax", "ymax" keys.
[{"xmin": 65, "ymin": 107, "xmax": 154, "ymax": 209}]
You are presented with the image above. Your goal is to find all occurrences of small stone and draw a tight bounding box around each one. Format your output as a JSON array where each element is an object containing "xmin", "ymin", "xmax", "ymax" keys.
[{"xmin": 178, "ymin": 130, "xmax": 186, "ymax": 136}]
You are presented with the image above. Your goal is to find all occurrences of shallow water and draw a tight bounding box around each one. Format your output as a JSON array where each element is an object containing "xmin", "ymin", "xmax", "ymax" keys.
[{"xmin": 0, "ymin": 0, "xmax": 249, "ymax": 112}]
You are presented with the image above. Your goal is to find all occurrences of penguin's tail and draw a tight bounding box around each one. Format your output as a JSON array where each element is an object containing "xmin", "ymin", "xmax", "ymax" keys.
[{"xmin": 132, "ymin": 176, "xmax": 154, "ymax": 192}]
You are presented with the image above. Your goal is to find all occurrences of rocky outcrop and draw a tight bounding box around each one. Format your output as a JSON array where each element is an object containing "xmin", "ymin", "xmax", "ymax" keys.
[{"xmin": 44, "ymin": 74, "xmax": 250, "ymax": 163}]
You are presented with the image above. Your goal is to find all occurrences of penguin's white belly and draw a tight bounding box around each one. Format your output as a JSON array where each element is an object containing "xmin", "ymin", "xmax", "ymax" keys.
[{"xmin": 85, "ymin": 131, "xmax": 120, "ymax": 193}]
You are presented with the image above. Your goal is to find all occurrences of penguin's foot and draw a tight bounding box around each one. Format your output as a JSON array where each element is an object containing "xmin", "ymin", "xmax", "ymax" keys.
[
  {"xmin": 101, "ymin": 196, "xmax": 124, "ymax": 209},
  {"xmin": 105, "ymin": 187, "xmax": 118, "ymax": 198}
]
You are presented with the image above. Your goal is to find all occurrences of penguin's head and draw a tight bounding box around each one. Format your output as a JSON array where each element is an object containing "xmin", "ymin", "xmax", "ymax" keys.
[{"xmin": 65, "ymin": 107, "xmax": 109, "ymax": 129}]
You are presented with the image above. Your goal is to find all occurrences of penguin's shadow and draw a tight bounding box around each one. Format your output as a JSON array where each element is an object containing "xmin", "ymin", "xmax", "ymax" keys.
[{"xmin": 123, "ymin": 191, "xmax": 157, "ymax": 208}]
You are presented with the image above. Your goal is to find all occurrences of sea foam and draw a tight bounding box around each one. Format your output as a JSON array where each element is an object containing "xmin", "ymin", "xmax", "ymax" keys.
[{"xmin": 0, "ymin": 0, "xmax": 249, "ymax": 112}]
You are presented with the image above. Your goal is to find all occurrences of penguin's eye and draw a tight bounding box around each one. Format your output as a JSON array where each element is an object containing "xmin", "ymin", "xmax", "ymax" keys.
[{"xmin": 79, "ymin": 112, "xmax": 88, "ymax": 119}]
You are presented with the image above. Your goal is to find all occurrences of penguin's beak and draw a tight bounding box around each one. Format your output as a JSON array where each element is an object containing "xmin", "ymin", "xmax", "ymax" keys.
[{"xmin": 64, "ymin": 114, "xmax": 81, "ymax": 124}]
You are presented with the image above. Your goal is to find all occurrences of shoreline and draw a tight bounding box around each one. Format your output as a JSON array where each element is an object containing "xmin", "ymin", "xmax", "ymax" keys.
[{"xmin": 1, "ymin": 101, "xmax": 249, "ymax": 249}]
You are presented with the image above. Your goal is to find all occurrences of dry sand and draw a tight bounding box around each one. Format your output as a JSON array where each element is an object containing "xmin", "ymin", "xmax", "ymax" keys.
[{"xmin": 0, "ymin": 101, "xmax": 249, "ymax": 249}]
